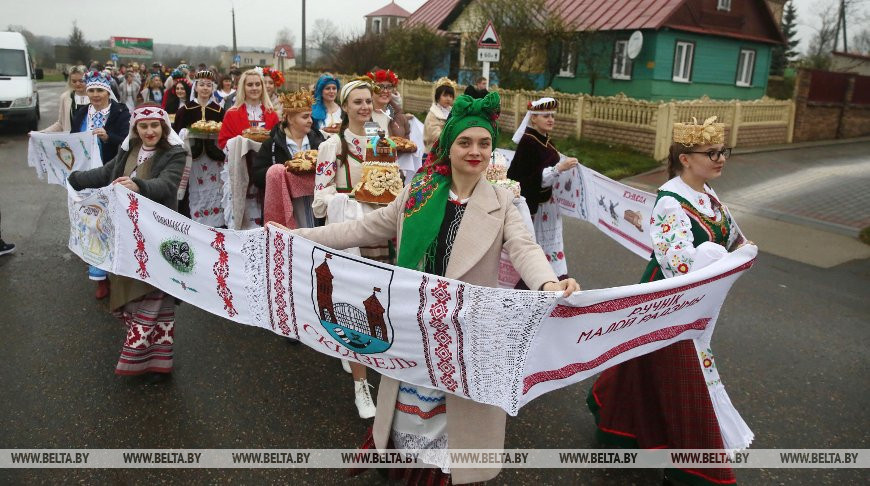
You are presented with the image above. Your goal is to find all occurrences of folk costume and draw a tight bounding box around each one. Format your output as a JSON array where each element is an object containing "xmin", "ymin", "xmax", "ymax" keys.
[
  {"xmin": 588, "ymin": 118, "xmax": 752, "ymax": 486},
  {"xmin": 68, "ymin": 105, "xmax": 186, "ymax": 376},
  {"xmin": 312, "ymin": 74, "xmax": 342, "ymax": 134},
  {"xmin": 43, "ymin": 87, "xmax": 90, "ymax": 133},
  {"xmin": 173, "ymin": 70, "xmax": 227, "ymax": 226},
  {"xmin": 312, "ymin": 78, "xmax": 394, "ymax": 264},
  {"xmin": 253, "ymin": 89, "xmax": 327, "ymax": 229},
  {"xmin": 216, "ymin": 69, "xmax": 280, "ymax": 150},
  {"xmin": 262, "ymin": 67, "xmax": 285, "ymax": 118},
  {"xmin": 367, "ymin": 69, "xmax": 410, "ymax": 138},
  {"xmin": 298, "ymin": 91, "xmax": 556, "ymax": 484},
  {"xmin": 507, "ymin": 98, "xmax": 568, "ymax": 280},
  {"xmin": 161, "ymin": 70, "xmax": 190, "ymax": 115},
  {"xmin": 423, "ymin": 77, "xmax": 457, "ymax": 153},
  {"xmin": 71, "ymin": 71, "xmax": 130, "ymax": 164}
]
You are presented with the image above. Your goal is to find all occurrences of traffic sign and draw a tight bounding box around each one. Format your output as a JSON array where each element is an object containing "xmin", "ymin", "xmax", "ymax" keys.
[
  {"xmin": 477, "ymin": 21, "xmax": 501, "ymax": 48},
  {"xmin": 110, "ymin": 53, "xmax": 119, "ymax": 62},
  {"xmin": 276, "ymin": 47, "xmax": 288, "ymax": 58},
  {"xmin": 233, "ymin": 54, "xmax": 241, "ymax": 64},
  {"xmin": 477, "ymin": 48, "xmax": 500, "ymax": 63}
]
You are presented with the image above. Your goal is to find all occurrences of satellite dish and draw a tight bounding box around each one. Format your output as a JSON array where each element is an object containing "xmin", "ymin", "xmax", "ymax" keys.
[{"xmin": 627, "ymin": 31, "xmax": 643, "ymax": 60}]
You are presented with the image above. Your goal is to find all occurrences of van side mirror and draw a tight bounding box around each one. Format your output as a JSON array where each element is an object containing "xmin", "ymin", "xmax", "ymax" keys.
[{"xmin": 35, "ymin": 68, "xmax": 44, "ymax": 80}]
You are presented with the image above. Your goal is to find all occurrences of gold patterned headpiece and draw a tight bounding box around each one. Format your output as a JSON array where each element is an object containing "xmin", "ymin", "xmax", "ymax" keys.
[
  {"xmin": 279, "ymin": 89, "xmax": 315, "ymax": 114},
  {"xmin": 433, "ymin": 77, "xmax": 458, "ymax": 95},
  {"xmin": 673, "ymin": 116, "xmax": 725, "ymax": 146}
]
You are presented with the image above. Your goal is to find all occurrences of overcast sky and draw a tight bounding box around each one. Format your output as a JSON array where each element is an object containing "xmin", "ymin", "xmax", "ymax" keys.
[{"xmin": 2, "ymin": 0, "xmax": 868, "ymax": 54}]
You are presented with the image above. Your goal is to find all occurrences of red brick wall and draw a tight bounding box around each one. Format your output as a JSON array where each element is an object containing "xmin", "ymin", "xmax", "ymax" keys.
[{"xmin": 793, "ymin": 68, "xmax": 870, "ymax": 142}]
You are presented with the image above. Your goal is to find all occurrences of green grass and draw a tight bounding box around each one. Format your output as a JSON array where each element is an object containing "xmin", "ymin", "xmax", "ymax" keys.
[
  {"xmin": 860, "ymin": 226, "xmax": 870, "ymax": 245},
  {"xmin": 38, "ymin": 73, "xmax": 66, "ymax": 82},
  {"xmin": 495, "ymin": 132, "xmax": 659, "ymax": 180},
  {"xmin": 414, "ymin": 111, "xmax": 660, "ymax": 180}
]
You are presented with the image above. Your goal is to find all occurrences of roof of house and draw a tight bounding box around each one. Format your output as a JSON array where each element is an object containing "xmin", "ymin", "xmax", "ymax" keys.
[
  {"xmin": 273, "ymin": 44, "xmax": 295, "ymax": 58},
  {"xmin": 406, "ymin": 0, "xmax": 783, "ymax": 44},
  {"xmin": 365, "ymin": 1, "xmax": 412, "ymax": 18}
]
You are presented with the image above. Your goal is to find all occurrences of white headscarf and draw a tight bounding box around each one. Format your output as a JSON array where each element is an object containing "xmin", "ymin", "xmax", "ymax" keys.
[
  {"xmin": 121, "ymin": 105, "xmax": 184, "ymax": 151},
  {"xmin": 340, "ymin": 77, "xmax": 376, "ymax": 105},
  {"xmin": 512, "ymin": 97, "xmax": 558, "ymax": 144}
]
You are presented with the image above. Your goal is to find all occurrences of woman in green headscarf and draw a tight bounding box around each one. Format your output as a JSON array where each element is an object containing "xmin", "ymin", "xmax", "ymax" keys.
[{"xmin": 294, "ymin": 92, "xmax": 579, "ymax": 484}]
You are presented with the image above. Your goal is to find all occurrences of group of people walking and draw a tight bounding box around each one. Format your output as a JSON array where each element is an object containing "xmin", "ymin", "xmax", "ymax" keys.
[{"xmin": 38, "ymin": 59, "xmax": 749, "ymax": 485}]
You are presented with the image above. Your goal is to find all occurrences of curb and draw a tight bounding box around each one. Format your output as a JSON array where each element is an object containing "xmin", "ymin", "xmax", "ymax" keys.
[{"xmin": 732, "ymin": 137, "xmax": 870, "ymax": 155}]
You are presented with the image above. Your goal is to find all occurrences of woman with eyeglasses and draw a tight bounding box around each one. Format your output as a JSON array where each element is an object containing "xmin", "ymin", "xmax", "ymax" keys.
[
  {"xmin": 366, "ymin": 69, "xmax": 410, "ymax": 138},
  {"xmin": 589, "ymin": 117, "xmax": 752, "ymax": 486},
  {"xmin": 43, "ymin": 65, "xmax": 88, "ymax": 132}
]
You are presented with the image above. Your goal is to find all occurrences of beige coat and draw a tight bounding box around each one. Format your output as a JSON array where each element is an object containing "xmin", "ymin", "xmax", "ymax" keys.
[
  {"xmin": 43, "ymin": 90, "xmax": 79, "ymax": 132},
  {"xmin": 423, "ymin": 103, "xmax": 448, "ymax": 152},
  {"xmin": 295, "ymin": 176, "xmax": 558, "ymax": 484}
]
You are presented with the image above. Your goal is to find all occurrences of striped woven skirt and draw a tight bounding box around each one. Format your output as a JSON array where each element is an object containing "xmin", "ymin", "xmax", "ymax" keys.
[{"xmin": 113, "ymin": 291, "xmax": 176, "ymax": 375}]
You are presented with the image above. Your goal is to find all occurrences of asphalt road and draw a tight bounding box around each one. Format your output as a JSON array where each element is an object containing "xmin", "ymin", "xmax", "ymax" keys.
[{"xmin": 0, "ymin": 83, "xmax": 867, "ymax": 485}]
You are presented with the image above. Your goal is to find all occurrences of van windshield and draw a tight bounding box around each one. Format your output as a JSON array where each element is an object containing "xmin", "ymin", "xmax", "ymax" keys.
[{"xmin": 0, "ymin": 48, "xmax": 28, "ymax": 76}]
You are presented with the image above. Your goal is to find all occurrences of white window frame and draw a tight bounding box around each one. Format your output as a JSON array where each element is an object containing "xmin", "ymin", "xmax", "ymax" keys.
[
  {"xmin": 611, "ymin": 39, "xmax": 632, "ymax": 80},
  {"xmin": 736, "ymin": 49, "xmax": 755, "ymax": 87},
  {"xmin": 717, "ymin": 0, "xmax": 731, "ymax": 11},
  {"xmin": 559, "ymin": 41, "xmax": 576, "ymax": 77},
  {"xmin": 373, "ymin": 18, "xmax": 382, "ymax": 34},
  {"xmin": 672, "ymin": 41, "xmax": 694, "ymax": 83}
]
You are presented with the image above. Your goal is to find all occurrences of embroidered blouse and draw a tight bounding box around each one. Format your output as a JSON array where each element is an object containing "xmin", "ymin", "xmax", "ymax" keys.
[
  {"xmin": 312, "ymin": 129, "xmax": 369, "ymax": 219},
  {"xmin": 649, "ymin": 177, "xmax": 745, "ymax": 279}
]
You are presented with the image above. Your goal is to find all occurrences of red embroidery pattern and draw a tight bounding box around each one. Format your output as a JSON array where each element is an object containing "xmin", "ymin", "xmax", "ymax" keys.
[
  {"xmin": 522, "ymin": 318, "xmax": 711, "ymax": 394},
  {"xmin": 430, "ymin": 279, "xmax": 459, "ymax": 393},
  {"xmin": 451, "ymin": 284, "xmax": 469, "ymax": 397},
  {"xmin": 265, "ymin": 230, "xmax": 274, "ymax": 329},
  {"xmin": 209, "ymin": 230, "xmax": 238, "ymax": 317},
  {"xmin": 550, "ymin": 259, "xmax": 755, "ymax": 318},
  {"xmin": 126, "ymin": 193, "xmax": 149, "ymax": 279},
  {"xmin": 286, "ymin": 235, "xmax": 298, "ymax": 338},
  {"xmin": 395, "ymin": 402, "xmax": 447, "ymax": 419},
  {"xmin": 272, "ymin": 232, "xmax": 291, "ymax": 336},
  {"xmin": 416, "ymin": 276, "xmax": 437, "ymax": 387}
]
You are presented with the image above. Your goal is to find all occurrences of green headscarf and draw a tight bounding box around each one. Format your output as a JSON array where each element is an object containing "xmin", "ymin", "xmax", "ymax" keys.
[
  {"xmin": 397, "ymin": 91, "xmax": 501, "ymax": 272},
  {"xmin": 435, "ymin": 91, "xmax": 501, "ymax": 161}
]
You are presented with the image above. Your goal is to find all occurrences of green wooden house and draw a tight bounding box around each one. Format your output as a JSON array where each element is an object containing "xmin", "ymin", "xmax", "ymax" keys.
[{"xmin": 406, "ymin": 0, "xmax": 786, "ymax": 101}]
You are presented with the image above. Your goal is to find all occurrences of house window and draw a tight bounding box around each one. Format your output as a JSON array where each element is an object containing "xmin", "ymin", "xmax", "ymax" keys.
[
  {"xmin": 672, "ymin": 41, "xmax": 694, "ymax": 83},
  {"xmin": 260, "ymin": 58, "xmax": 266, "ymax": 65},
  {"xmin": 559, "ymin": 41, "xmax": 576, "ymax": 77},
  {"xmin": 736, "ymin": 49, "xmax": 755, "ymax": 87},
  {"xmin": 612, "ymin": 39, "xmax": 632, "ymax": 80},
  {"xmin": 717, "ymin": 0, "xmax": 731, "ymax": 11},
  {"xmin": 373, "ymin": 18, "xmax": 382, "ymax": 34}
]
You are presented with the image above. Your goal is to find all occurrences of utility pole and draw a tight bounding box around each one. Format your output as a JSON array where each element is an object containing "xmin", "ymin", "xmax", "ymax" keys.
[
  {"xmin": 301, "ymin": 0, "xmax": 307, "ymax": 69},
  {"xmin": 232, "ymin": 6, "xmax": 238, "ymax": 62}
]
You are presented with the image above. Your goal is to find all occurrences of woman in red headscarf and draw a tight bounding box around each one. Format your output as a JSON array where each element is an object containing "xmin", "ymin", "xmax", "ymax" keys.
[{"xmin": 366, "ymin": 69, "xmax": 410, "ymax": 138}]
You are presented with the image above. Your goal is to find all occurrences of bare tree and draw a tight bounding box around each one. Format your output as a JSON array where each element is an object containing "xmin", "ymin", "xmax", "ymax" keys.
[
  {"xmin": 309, "ymin": 19, "xmax": 341, "ymax": 67},
  {"xmin": 853, "ymin": 28, "xmax": 870, "ymax": 53},
  {"xmin": 803, "ymin": 3, "xmax": 839, "ymax": 69},
  {"xmin": 461, "ymin": 0, "xmax": 578, "ymax": 90},
  {"xmin": 275, "ymin": 27, "xmax": 295, "ymax": 48}
]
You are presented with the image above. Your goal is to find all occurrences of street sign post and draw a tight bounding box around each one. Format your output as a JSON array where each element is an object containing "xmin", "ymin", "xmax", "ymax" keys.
[
  {"xmin": 233, "ymin": 54, "xmax": 241, "ymax": 65},
  {"xmin": 476, "ymin": 21, "xmax": 501, "ymax": 89}
]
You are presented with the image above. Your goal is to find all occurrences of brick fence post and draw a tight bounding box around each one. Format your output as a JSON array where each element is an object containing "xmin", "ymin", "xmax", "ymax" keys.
[
  {"xmin": 836, "ymin": 76, "xmax": 856, "ymax": 139},
  {"xmin": 791, "ymin": 68, "xmax": 812, "ymax": 142}
]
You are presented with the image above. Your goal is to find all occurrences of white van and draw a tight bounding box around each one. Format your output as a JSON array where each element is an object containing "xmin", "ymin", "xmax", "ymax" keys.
[{"xmin": 0, "ymin": 31, "xmax": 43, "ymax": 131}]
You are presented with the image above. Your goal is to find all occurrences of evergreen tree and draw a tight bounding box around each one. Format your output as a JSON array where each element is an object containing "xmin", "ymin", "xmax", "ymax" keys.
[
  {"xmin": 771, "ymin": 1, "xmax": 800, "ymax": 75},
  {"xmin": 68, "ymin": 22, "xmax": 91, "ymax": 65}
]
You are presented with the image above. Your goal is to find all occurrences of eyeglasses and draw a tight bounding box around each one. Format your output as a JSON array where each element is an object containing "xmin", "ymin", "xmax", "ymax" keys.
[
  {"xmin": 687, "ymin": 148, "xmax": 731, "ymax": 161},
  {"xmin": 375, "ymin": 84, "xmax": 394, "ymax": 92}
]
